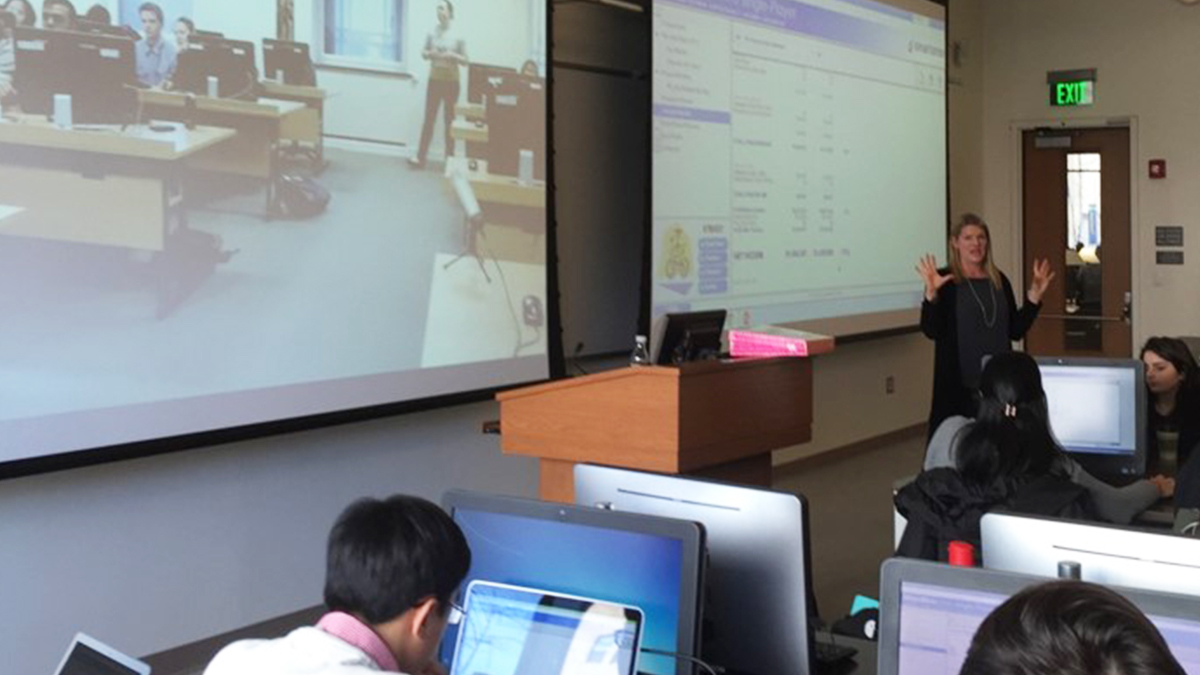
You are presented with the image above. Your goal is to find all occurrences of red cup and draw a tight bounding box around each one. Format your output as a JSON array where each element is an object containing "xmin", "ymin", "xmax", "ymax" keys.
[{"xmin": 948, "ymin": 540, "xmax": 976, "ymax": 567}]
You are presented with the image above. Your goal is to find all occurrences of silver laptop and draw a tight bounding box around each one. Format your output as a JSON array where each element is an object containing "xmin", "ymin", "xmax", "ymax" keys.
[
  {"xmin": 53, "ymin": 633, "xmax": 150, "ymax": 675},
  {"xmin": 449, "ymin": 580, "xmax": 644, "ymax": 675}
]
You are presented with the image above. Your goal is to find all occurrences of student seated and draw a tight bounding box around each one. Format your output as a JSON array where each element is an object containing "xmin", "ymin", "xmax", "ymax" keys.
[
  {"xmin": 896, "ymin": 352, "xmax": 1173, "ymax": 560},
  {"xmin": 41, "ymin": 0, "xmax": 74, "ymax": 31},
  {"xmin": 959, "ymin": 580, "xmax": 1186, "ymax": 675},
  {"xmin": 920, "ymin": 351, "xmax": 1173, "ymax": 526},
  {"xmin": 203, "ymin": 495, "xmax": 471, "ymax": 675},
  {"xmin": 1141, "ymin": 336, "xmax": 1200, "ymax": 476}
]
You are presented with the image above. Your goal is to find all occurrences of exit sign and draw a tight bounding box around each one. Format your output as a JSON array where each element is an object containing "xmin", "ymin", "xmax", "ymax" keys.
[
  {"xmin": 1052, "ymin": 80, "xmax": 1094, "ymax": 106},
  {"xmin": 1047, "ymin": 68, "xmax": 1097, "ymax": 107}
]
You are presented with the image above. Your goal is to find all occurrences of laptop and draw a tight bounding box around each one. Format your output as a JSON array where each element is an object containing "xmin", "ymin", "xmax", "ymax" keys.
[
  {"xmin": 449, "ymin": 580, "xmax": 644, "ymax": 675},
  {"xmin": 877, "ymin": 557, "xmax": 1200, "ymax": 675},
  {"xmin": 53, "ymin": 633, "xmax": 151, "ymax": 675}
]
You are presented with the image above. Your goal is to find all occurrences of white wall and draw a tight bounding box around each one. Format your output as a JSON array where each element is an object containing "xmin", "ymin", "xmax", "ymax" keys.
[
  {"xmin": 0, "ymin": 402, "xmax": 538, "ymax": 675},
  {"xmin": 980, "ymin": 0, "xmax": 1200, "ymax": 346}
]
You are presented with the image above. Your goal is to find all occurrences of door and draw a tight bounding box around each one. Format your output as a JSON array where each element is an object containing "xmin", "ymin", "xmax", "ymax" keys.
[{"xmin": 1022, "ymin": 127, "xmax": 1132, "ymax": 357}]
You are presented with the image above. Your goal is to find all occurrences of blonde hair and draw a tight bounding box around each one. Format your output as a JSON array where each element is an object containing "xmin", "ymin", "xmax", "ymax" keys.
[{"xmin": 949, "ymin": 213, "xmax": 1002, "ymax": 288}]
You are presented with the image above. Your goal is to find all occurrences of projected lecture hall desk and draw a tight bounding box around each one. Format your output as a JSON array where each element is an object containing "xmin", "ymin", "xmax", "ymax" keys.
[
  {"xmin": 0, "ymin": 115, "xmax": 236, "ymax": 314},
  {"xmin": 138, "ymin": 90, "xmax": 308, "ymax": 216},
  {"xmin": 445, "ymin": 156, "xmax": 545, "ymax": 264},
  {"xmin": 260, "ymin": 80, "xmax": 328, "ymax": 168}
]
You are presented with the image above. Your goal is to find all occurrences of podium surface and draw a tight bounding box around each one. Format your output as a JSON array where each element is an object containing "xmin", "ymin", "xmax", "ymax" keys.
[{"xmin": 497, "ymin": 357, "xmax": 816, "ymax": 502}]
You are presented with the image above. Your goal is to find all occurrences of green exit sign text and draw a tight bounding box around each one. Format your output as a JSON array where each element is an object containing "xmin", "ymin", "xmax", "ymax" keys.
[{"xmin": 1051, "ymin": 80, "xmax": 1094, "ymax": 107}]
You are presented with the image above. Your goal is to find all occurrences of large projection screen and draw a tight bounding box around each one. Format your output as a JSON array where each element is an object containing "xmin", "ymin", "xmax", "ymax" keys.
[
  {"xmin": 0, "ymin": 0, "xmax": 550, "ymax": 473},
  {"xmin": 651, "ymin": 0, "xmax": 946, "ymax": 339}
]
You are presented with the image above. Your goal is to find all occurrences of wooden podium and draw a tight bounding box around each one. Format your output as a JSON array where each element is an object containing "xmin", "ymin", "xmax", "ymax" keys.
[{"xmin": 496, "ymin": 357, "xmax": 815, "ymax": 503}]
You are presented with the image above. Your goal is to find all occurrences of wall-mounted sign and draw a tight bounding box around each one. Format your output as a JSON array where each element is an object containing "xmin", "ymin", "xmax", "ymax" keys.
[
  {"xmin": 1157, "ymin": 251, "xmax": 1185, "ymax": 265},
  {"xmin": 1156, "ymin": 226, "xmax": 1184, "ymax": 247},
  {"xmin": 1047, "ymin": 68, "xmax": 1097, "ymax": 107}
]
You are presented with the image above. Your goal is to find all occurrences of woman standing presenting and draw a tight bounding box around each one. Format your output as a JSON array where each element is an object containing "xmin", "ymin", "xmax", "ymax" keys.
[
  {"xmin": 409, "ymin": 0, "xmax": 467, "ymax": 170},
  {"xmin": 917, "ymin": 213, "xmax": 1054, "ymax": 437}
]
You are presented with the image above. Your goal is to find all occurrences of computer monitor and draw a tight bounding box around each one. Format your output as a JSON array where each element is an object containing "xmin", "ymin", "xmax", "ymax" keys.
[
  {"xmin": 878, "ymin": 557, "xmax": 1200, "ymax": 675},
  {"xmin": 981, "ymin": 511, "xmax": 1200, "ymax": 596},
  {"xmin": 75, "ymin": 19, "xmax": 139, "ymax": 40},
  {"xmin": 574, "ymin": 465, "xmax": 819, "ymax": 675},
  {"xmin": 485, "ymin": 74, "xmax": 545, "ymax": 180},
  {"xmin": 654, "ymin": 310, "xmax": 727, "ymax": 365},
  {"xmin": 174, "ymin": 36, "xmax": 258, "ymax": 100},
  {"xmin": 262, "ymin": 38, "xmax": 315, "ymax": 86},
  {"xmin": 53, "ymin": 633, "xmax": 150, "ymax": 675},
  {"xmin": 12, "ymin": 27, "xmax": 138, "ymax": 124},
  {"xmin": 442, "ymin": 490, "xmax": 706, "ymax": 675},
  {"xmin": 1037, "ymin": 356, "xmax": 1146, "ymax": 481}
]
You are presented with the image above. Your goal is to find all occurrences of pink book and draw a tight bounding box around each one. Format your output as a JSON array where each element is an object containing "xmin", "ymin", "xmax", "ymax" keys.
[{"xmin": 728, "ymin": 326, "xmax": 834, "ymax": 358}]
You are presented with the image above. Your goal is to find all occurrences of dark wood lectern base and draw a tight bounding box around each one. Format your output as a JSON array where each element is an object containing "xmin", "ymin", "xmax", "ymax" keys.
[{"xmin": 538, "ymin": 454, "xmax": 772, "ymax": 504}]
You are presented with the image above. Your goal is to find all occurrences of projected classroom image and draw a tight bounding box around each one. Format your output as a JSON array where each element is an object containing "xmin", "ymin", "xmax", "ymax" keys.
[{"xmin": 0, "ymin": 0, "xmax": 548, "ymax": 463}]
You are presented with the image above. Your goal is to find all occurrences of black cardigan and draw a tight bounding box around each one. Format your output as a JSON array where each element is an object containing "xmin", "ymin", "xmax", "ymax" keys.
[{"xmin": 920, "ymin": 270, "xmax": 1041, "ymax": 438}]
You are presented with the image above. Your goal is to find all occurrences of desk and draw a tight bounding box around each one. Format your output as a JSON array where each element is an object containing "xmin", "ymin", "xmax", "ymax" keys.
[
  {"xmin": 0, "ymin": 115, "xmax": 237, "ymax": 315},
  {"xmin": 444, "ymin": 156, "xmax": 545, "ymax": 264},
  {"xmin": 0, "ymin": 115, "xmax": 234, "ymax": 250},
  {"xmin": 138, "ymin": 90, "xmax": 308, "ymax": 215},
  {"xmin": 455, "ymin": 102, "xmax": 486, "ymax": 120},
  {"xmin": 450, "ymin": 119, "xmax": 488, "ymax": 144},
  {"xmin": 260, "ymin": 81, "xmax": 328, "ymax": 168}
]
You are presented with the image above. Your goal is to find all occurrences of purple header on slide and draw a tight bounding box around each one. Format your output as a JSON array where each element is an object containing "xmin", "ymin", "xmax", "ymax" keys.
[
  {"xmin": 662, "ymin": 0, "xmax": 944, "ymax": 62},
  {"xmin": 654, "ymin": 104, "xmax": 733, "ymax": 124}
]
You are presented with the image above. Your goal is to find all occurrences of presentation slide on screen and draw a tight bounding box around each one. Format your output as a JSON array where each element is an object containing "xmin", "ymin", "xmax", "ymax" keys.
[
  {"xmin": 0, "ymin": 0, "xmax": 547, "ymax": 465},
  {"xmin": 652, "ymin": 0, "xmax": 946, "ymax": 331}
]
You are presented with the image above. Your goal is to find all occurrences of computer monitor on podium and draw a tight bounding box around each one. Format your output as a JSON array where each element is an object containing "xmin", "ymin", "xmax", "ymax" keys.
[
  {"xmin": 1036, "ymin": 356, "xmax": 1146, "ymax": 482},
  {"xmin": 575, "ymin": 465, "xmax": 821, "ymax": 675},
  {"xmin": 981, "ymin": 511, "xmax": 1200, "ymax": 597},
  {"xmin": 654, "ymin": 310, "xmax": 727, "ymax": 365},
  {"xmin": 441, "ymin": 490, "xmax": 706, "ymax": 675}
]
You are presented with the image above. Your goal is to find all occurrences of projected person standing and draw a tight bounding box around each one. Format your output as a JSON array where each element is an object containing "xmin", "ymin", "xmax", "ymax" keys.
[
  {"xmin": 916, "ymin": 213, "xmax": 1054, "ymax": 438},
  {"xmin": 408, "ymin": 0, "xmax": 467, "ymax": 170}
]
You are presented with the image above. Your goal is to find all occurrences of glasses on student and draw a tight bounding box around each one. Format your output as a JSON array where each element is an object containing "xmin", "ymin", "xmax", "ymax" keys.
[{"xmin": 448, "ymin": 598, "xmax": 467, "ymax": 624}]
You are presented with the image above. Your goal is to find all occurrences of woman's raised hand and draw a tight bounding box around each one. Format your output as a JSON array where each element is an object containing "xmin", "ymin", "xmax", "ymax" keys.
[{"xmin": 916, "ymin": 254, "xmax": 953, "ymax": 301}]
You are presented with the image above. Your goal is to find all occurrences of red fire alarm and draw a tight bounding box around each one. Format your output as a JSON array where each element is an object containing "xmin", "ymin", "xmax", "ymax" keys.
[{"xmin": 1149, "ymin": 159, "xmax": 1167, "ymax": 179}]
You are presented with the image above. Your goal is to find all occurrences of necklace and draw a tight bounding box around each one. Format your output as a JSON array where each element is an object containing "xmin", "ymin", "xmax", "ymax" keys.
[{"xmin": 966, "ymin": 278, "xmax": 998, "ymax": 328}]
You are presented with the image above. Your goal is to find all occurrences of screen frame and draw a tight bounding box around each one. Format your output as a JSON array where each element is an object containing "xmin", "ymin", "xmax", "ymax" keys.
[
  {"xmin": 641, "ymin": 0, "xmax": 950, "ymax": 341},
  {"xmin": 442, "ymin": 488, "xmax": 706, "ymax": 675},
  {"xmin": 1, "ymin": 4, "xmax": 562, "ymax": 481}
]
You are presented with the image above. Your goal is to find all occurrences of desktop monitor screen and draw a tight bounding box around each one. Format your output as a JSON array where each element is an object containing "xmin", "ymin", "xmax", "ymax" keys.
[
  {"xmin": 575, "ymin": 465, "xmax": 818, "ymax": 675},
  {"xmin": 878, "ymin": 557, "xmax": 1200, "ymax": 675},
  {"xmin": 654, "ymin": 310, "xmax": 726, "ymax": 365},
  {"xmin": 981, "ymin": 511, "xmax": 1200, "ymax": 597},
  {"xmin": 13, "ymin": 27, "xmax": 138, "ymax": 124},
  {"xmin": 484, "ymin": 75, "xmax": 545, "ymax": 181},
  {"xmin": 442, "ymin": 490, "xmax": 705, "ymax": 675},
  {"xmin": 174, "ymin": 36, "xmax": 258, "ymax": 99},
  {"xmin": 1037, "ymin": 356, "xmax": 1145, "ymax": 480},
  {"xmin": 262, "ymin": 38, "xmax": 314, "ymax": 86}
]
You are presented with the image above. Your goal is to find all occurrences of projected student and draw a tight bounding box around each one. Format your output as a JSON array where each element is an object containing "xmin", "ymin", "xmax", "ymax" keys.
[
  {"xmin": 0, "ymin": 9, "xmax": 13, "ymax": 101},
  {"xmin": 898, "ymin": 353, "xmax": 1172, "ymax": 560},
  {"xmin": 6, "ymin": 0, "xmax": 35, "ymax": 26},
  {"xmin": 1140, "ymin": 336, "xmax": 1200, "ymax": 477},
  {"xmin": 204, "ymin": 495, "xmax": 471, "ymax": 675},
  {"xmin": 408, "ymin": 0, "xmax": 467, "ymax": 170},
  {"xmin": 960, "ymin": 580, "xmax": 1186, "ymax": 675},
  {"xmin": 41, "ymin": 0, "xmax": 74, "ymax": 31},
  {"xmin": 173, "ymin": 16, "xmax": 192, "ymax": 52},
  {"xmin": 916, "ymin": 213, "xmax": 1054, "ymax": 437},
  {"xmin": 135, "ymin": 2, "xmax": 176, "ymax": 88},
  {"xmin": 83, "ymin": 2, "xmax": 108, "ymax": 24}
]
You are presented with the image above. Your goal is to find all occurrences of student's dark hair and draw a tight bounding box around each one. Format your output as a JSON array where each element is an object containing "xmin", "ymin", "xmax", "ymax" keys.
[
  {"xmin": 175, "ymin": 15, "xmax": 193, "ymax": 32},
  {"xmin": 83, "ymin": 2, "xmax": 107, "ymax": 23},
  {"xmin": 956, "ymin": 352, "xmax": 1063, "ymax": 489},
  {"xmin": 323, "ymin": 495, "xmax": 471, "ymax": 625},
  {"xmin": 1141, "ymin": 336, "xmax": 1199, "ymax": 395},
  {"xmin": 7, "ymin": 0, "xmax": 37, "ymax": 25},
  {"xmin": 137, "ymin": 0, "xmax": 162, "ymax": 22},
  {"xmin": 960, "ymin": 580, "xmax": 1186, "ymax": 675}
]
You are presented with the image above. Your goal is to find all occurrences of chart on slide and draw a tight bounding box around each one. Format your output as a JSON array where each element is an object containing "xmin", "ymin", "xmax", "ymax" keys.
[{"xmin": 652, "ymin": 0, "xmax": 946, "ymax": 327}]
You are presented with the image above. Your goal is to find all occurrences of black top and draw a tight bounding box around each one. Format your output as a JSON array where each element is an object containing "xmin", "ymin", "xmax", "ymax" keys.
[{"xmin": 921, "ymin": 270, "xmax": 1041, "ymax": 438}]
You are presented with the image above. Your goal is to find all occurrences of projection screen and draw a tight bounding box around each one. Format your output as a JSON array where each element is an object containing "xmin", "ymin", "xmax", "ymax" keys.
[
  {"xmin": 0, "ymin": 0, "xmax": 550, "ymax": 472},
  {"xmin": 651, "ymin": 0, "xmax": 947, "ymax": 339}
]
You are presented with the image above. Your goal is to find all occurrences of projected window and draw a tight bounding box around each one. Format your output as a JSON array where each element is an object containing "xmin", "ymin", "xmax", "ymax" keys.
[{"xmin": 319, "ymin": 0, "xmax": 406, "ymax": 69}]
